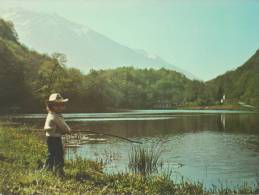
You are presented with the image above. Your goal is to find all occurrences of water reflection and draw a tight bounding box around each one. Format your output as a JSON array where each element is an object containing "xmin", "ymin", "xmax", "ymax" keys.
[
  {"xmin": 220, "ymin": 113, "xmax": 226, "ymax": 130},
  {"xmin": 68, "ymin": 112, "xmax": 258, "ymax": 138}
]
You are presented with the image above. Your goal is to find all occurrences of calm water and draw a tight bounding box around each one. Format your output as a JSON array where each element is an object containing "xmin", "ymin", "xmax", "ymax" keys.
[{"xmin": 8, "ymin": 110, "xmax": 259, "ymax": 188}]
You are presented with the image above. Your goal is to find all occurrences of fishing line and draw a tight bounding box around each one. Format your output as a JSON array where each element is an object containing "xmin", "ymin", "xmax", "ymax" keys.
[{"xmin": 72, "ymin": 130, "xmax": 142, "ymax": 144}]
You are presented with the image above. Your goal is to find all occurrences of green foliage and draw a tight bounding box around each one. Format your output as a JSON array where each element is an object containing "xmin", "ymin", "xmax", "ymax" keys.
[
  {"xmin": 255, "ymin": 62, "xmax": 259, "ymax": 110},
  {"xmin": 0, "ymin": 19, "xmax": 18, "ymax": 42},
  {"xmin": 0, "ymin": 17, "xmax": 194, "ymax": 113},
  {"xmin": 0, "ymin": 18, "xmax": 209, "ymax": 113},
  {"xmin": 0, "ymin": 18, "xmax": 258, "ymax": 113},
  {"xmin": 207, "ymin": 50, "xmax": 259, "ymax": 107}
]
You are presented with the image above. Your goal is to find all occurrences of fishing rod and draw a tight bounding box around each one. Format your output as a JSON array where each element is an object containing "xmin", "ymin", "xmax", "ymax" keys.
[
  {"xmin": 72, "ymin": 130, "xmax": 143, "ymax": 144},
  {"xmin": 23, "ymin": 128, "xmax": 142, "ymax": 144}
]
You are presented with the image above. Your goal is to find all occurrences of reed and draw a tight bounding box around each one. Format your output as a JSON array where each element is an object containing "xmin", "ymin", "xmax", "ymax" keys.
[{"xmin": 128, "ymin": 139, "xmax": 165, "ymax": 176}]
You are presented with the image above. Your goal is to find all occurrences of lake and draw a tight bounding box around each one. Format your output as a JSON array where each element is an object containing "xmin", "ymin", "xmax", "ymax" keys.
[{"xmin": 8, "ymin": 110, "xmax": 259, "ymax": 189}]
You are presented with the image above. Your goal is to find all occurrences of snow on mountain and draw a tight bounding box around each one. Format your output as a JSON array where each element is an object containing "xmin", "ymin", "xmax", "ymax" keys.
[{"xmin": 0, "ymin": 8, "xmax": 196, "ymax": 79}]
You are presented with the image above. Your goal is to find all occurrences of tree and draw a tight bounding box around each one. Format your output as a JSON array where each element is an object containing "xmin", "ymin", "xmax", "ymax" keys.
[
  {"xmin": 0, "ymin": 40, "xmax": 27, "ymax": 112},
  {"xmin": 0, "ymin": 19, "xmax": 18, "ymax": 42},
  {"xmin": 35, "ymin": 53, "xmax": 67, "ymax": 100}
]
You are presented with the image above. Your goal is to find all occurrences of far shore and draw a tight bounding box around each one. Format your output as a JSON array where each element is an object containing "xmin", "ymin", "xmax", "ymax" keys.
[
  {"xmin": 0, "ymin": 104, "xmax": 256, "ymax": 116},
  {"xmin": 176, "ymin": 103, "xmax": 256, "ymax": 111}
]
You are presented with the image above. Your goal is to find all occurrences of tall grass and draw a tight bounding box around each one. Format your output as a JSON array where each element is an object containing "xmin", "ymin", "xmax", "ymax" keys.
[{"xmin": 128, "ymin": 139, "xmax": 165, "ymax": 176}]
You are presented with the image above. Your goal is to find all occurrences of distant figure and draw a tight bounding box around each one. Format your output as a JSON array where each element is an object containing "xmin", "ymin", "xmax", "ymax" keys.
[
  {"xmin": 43, "ymin": 93, "xmax": 71, "ymax": 176},
  {"xmin": 220, "ymin": 94, "xmax": 226, "ymax": 104}
]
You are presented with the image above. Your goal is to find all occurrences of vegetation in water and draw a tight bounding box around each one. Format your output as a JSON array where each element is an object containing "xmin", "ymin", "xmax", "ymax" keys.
[
  {"xmin": 0, "ymin": 123, "xmax": 258, "ymax": 194},
  {"xmin": 128, "ymin": 140, "xmax": 164, "ymax": 176}
]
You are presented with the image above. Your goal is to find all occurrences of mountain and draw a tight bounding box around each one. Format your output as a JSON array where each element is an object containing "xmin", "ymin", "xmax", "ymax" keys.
[
  {"xmin": 0, "ymin": 8, "xmax": 196, "ymax": 79},
  {"xmin": 1, "ymin": 16, "xmax": 258, "ymax": 113},
  {"xmin": 0, "ymin": 18, "xmax": 195, "ymax": 113},
  {"xmin": 207, "ymin": 50, "xmax": 259, "ymax": 106}
]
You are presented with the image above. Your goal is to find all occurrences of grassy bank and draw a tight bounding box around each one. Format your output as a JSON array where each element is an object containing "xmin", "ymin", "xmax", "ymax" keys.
[{"xmin": 0, "ymin": 123, "xmax": 257, "ymax": 194}]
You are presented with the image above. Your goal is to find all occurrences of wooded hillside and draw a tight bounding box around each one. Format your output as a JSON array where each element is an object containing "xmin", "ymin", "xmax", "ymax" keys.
[
  {"xmin": 0, "ymin": 19, "xmax": 258, "ymax": 113},
  {"xmin": 207, "ymin": 50, "xmax": 259, "ymax": 106}
]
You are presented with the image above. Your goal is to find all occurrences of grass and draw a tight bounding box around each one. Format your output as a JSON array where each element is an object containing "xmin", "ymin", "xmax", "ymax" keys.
[
  {"xmin": 0, "ymin": 122, "xmax": 258, "ymax": 194},
  {"xmin": 128, "ymin": 140, "xmax": 164, "ymax": 176}
]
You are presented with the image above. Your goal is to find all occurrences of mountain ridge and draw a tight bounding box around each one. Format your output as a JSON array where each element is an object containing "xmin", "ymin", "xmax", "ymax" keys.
[
  {"xmin": 0, "ymin": 17, "xmax": 258, "ymax": 112},
  {"xmin": 0, "ymin": 8, "xmax": 196, "ymax": 79}
]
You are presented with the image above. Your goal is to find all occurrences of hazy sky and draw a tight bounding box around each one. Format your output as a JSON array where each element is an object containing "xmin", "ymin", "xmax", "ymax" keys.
[{"xmin": 1, "ymin": 0, "xmax": 259, "ymax": 80}]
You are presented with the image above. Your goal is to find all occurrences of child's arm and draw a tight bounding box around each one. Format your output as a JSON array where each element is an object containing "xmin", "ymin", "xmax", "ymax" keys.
[{"xmin": 54, "ymin": 114, "xmax": 72, "ymax": 134}]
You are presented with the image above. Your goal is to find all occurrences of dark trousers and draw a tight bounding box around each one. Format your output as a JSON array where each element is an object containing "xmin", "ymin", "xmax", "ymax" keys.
[{"xmin": 45, "ymin": 136, "xmax": 64, "ymax": 171}]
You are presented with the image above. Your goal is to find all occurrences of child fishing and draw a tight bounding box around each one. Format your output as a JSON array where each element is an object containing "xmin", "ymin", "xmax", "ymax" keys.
[{"xmin": 43, "ymin": 93, "xmax": 71, "ymax": 176}]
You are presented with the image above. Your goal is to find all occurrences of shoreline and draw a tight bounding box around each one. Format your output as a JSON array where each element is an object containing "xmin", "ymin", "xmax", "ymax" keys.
[
  {"xmin": 176, "ymin": 105, "xmax": 255, "ymax": 111},
  {"xmin": 0, "ymin": 106, "xmax": 256, "ymax": 116}
]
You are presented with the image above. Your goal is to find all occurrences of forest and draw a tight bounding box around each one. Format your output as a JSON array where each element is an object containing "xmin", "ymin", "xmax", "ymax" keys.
[{"xmin": 0, "ymin": 19, "xmax": 258, "ymax": 113}]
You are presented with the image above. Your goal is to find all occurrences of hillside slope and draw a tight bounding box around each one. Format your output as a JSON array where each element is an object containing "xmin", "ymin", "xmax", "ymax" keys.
[
  {"xmin": 0, "ymin": 19, "xmax": 59, "ymax": 112},
  {"xmin": 0, "ymin": 8, "xmax": 195, "ymax": 79},
  {"xmin": 0, "ymin": 18, "xmax": 194, "ymax": 113},
  {"xmin": 207, "ymin": 50, "xmax": 259, "ymax": 105},
  {"xmin": 1, "ymin": 17, "xmax": 258, "ymax": 112}
]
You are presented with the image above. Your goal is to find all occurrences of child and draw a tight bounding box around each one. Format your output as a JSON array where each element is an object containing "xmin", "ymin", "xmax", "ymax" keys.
[{"xmin": 43, "ymin": 93, "xmax": 71, "ymax": 176}]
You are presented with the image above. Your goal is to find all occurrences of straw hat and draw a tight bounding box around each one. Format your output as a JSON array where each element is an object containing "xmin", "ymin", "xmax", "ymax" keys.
[{"xmin": 48, "ymin": 93, "xmax": 69, "ymax": 103}]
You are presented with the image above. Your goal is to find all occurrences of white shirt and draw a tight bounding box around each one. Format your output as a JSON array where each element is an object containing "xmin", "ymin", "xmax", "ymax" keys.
[{"xmin": 44, "ymin": 112, "xmax": 71, "ymax": 137}]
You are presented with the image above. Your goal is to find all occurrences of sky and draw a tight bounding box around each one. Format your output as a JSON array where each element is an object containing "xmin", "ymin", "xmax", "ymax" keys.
[{"xmin": 1, "ymin": 0, "xmax": 259, "ymax": 80}]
